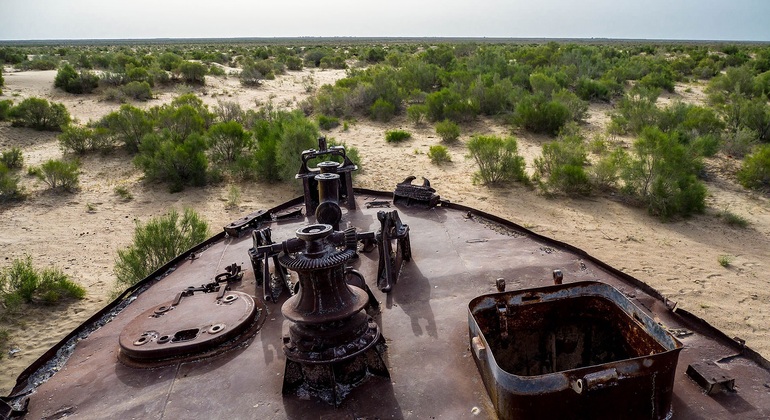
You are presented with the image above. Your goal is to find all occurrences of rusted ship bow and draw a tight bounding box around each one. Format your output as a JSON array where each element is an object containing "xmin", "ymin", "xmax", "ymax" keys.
[{"xmin": 3, "ymin": 140, "xmax": 770, "ymax": 419}]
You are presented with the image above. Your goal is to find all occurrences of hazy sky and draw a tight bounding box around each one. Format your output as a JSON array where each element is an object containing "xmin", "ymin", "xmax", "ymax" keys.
[{"xmin": 1, "ymin": 0, "xmax": 769, "ymax": 42}]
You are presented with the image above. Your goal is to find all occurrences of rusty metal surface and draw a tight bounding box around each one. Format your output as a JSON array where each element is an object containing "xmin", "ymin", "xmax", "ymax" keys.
[
  {"xmin": 468, "ymin": 282, "xmax": 682, "ymax": 419},
  {"xmin": 10, "ymin": 193, "xmax": 770, "ymax": 419}
]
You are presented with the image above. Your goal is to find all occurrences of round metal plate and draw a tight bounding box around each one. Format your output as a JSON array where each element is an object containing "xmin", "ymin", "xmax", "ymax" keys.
[{"xmin": 119, "ymin": 291, "xmax": 259, "ymax": 364}]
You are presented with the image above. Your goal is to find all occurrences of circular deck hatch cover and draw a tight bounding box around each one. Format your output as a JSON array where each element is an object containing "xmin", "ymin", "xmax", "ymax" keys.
[{"xmin": 119, "ymin": 290, "xmax": 261, "ymax": 366}]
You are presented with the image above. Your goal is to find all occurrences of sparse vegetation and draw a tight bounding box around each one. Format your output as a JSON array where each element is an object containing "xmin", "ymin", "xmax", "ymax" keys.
[
  {"xmin": 385, "ymin": 129, "xmax": 411, "ymax": 143},
  {"xmin": 737, "ymin": 144, "xmax": 770, "ymax": 191},
  {"xmin": 1, "ymin": 147, "xmax": 24, "ymax": 169},
  {"xmin": 0, "ymin": 163, "xmax": 24, "ymax": 203},
  {"xmin": 114, "ymin": 208, "xmax": 209, "ymax": 287},
  {"xmin": 718, "ymin": 209, "xmax": 750, "ymax": 228},
  {"xmin": 435, "ymin": 119, "xmax": 460, "ymax": 143},
  {"xmin": 114, "ymin": 185, "xmax": 133, "ymax": 201},
  {"xmin": 9, "ymin": 97, "xmax": 71, "ymax": 131},
  {"xmin": 718, "ymin": 255, "xmax": 733, "ymax": 268},
  {"xmin": 0, "ymin": 256, "xmax": 86, "ymax": 310},
  {"xmin": 467, "ymin": 135, "xmax": 528, "ymax": 186},
  {"xmin": 428, "ymin": 145, "xmax": 451, "ymax": 165},
  {"xmin": 38, "ymin": 159, "xmax": 80, "ymax": 192}
]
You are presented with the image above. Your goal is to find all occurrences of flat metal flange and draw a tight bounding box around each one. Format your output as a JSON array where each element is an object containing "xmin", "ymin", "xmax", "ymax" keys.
[{"xmin": 119, "ymin": 290, "xmax": 261, "ymax": 366}]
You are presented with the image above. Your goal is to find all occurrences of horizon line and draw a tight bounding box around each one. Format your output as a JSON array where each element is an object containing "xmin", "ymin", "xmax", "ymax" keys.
[{"xmin": 1, "ymin": 36, "xmax": 769, "ymax": 45}]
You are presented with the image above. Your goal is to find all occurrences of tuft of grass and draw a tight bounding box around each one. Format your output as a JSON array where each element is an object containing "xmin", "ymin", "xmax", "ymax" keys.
[
  {"xmin": 114, "ymin": 185, "xmax": 133, "ymax": 201},
  {"xmin": 428, "ymin": 145, "xmax": 452, "ymax": 165},
  {"xmin": 718, "ymin": 209, "xmax": 750, "ymax": 228},
  {"xmin": 86, "ymin": 203, "xmax": 96, "ymax": 213},
  {"xmin": 0, "ymin": 329, "xmax": 10, "ymax": 360},
  {"xmin": 718, "ymin": 255, "xmax": 733, "ymax": 267},
  {"xmin": 0, "ymin": 256, "xmax": 86, "ymax": 310},
  {"xmin": 385, "ymin": 129, "xmax": 411, "ymax": 143},
  {"xmin": 225, "ymin": 185, "xmax": 241, "ymax": 210}
]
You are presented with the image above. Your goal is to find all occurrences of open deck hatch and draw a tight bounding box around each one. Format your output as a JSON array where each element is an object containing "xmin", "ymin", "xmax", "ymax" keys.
[{"xmin": 469, "ymin": 281, "xmax": 683, "ymax": 420}]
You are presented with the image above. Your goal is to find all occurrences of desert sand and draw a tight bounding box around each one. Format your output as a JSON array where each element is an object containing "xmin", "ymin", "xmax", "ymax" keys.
[{"xmin": 1, "ymin": 67, "xmax": 769, "ymax": 395}]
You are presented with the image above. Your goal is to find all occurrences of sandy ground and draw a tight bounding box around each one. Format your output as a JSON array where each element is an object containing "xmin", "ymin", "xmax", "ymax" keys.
[{"xmin": 1, "ymin": 68, "xmax": 769, "ymax": 395}]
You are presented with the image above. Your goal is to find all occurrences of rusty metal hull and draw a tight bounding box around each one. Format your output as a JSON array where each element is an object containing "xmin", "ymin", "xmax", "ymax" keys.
[
  {"xmin": 7, "ymin": 190, "xmax": 770, "ymax": 419},
  {"xmin": 469, "ymin": 281, "xmax": 682, "ymax": 420}
]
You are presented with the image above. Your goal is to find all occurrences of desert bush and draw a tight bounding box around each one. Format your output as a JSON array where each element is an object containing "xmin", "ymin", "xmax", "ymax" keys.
[
  {"xmin": 737, "ymin": 144, "xmax": 770, "ymax": 191},
  {"xmin": 1, "ymin": 147, "xmax": 23, "ymax": 169},
  {"xmin": 99, "ymin": 104, "xmax": 154, "ymax": 152},
  {"xmin": 207, "ymin": 121, "xmax": 252, "ymax": 165},
  {"xmin": 534, "ymin": 133, "xmax": 591, "ymax": 196},
  {"xmin": 276, "ymin": 112, "xmax": 319, "ymax": 181},
  {"xmin": 58, "ymin": 125, "xmax": 113, "ymax": 154},
  {"xmin": 0, "ymin": 256, "xmax": 85, "ymax": 309},
  {"xmin": 435, "ymin": 119, "xmax": 460, "ymax": 143},
  {"xmin": 406, "ymin": 104, "xmax": 428, "ymax": 126},
  {"xmin": 114, "ymin": 208, "xmax": 209, "ymax": 287},
  {"xmin": 39, "ymin": 159, "xmax": 80, "ymax": 192},
  {"xmin": 0, "ymin": 100, "xmax": 13, "ymax": 121},
  {"xmin": 609, "ymin": 89, "xmax": 660, "ymax": 135},
  {"xmin": 590, "ymin": 148, "xmax": 629, "ymax": 191},
  {"xmin": 621, "ymin": 127, "xmax": 706, "ymax": 219},
  {"xmin": 428, "ymin": 145, "xmax": 451, "ymax": 165},
  {"xmin": 722, "ymin": 128, "xmax": 759, "ymax": 158},
  {"xmin": 466, "ymin": 135, "xmax": 528, "ymax": 185},
  {"xmin": 241, "ymin": 60, "xmax": 275, "ymax": 86},
  {"xmin": 102, "ymin": 87, "xmax": 127, "ymax": 103},
  {"xmin": 121, "ymin": 81, "xmax": 153, "ymax": 101},
  {"xmin": 369, "ymin": 98, "xmax": 396, "ymax": 122},
  {"xmin": 134, "ymin": 132, "xmax": 209, "ymax": 192},
  {"xmin": 385, "ymin": 129, "xmax": 411, "ymax": 143},
  {"xmin": 576, "ymin": 78, "xmax": 611, "ymax": 101},
  {"xmin": 285, "ymin": 56, "xmax": 303, "ymax": 71},
  {"xmin": 0, "ymin": 163, "xmax": 24, "ymax": 203},
  {"xmin": 54, "ymin": 64, "xmax": 99, "ymax": 94},
  {"xmin": 9, "ymin": 97, "xmax": 71, "ymax": 131},
  {"xmin": 317, "ymin": 114, "xmax": 340, "ymax": 130},
  {"xmin": 207, "ymin": 65, "xmax": 226, "ymax": 77},
  {"xmin": 425, "ymin": 88, "xmax": 477, "ymax": 123},
  {"xmin": 175, "ymin": 61, "xmax": 207, "ymax": 85},
  {"xmin": 514, "ymin": 94, "xmax": 571, "ymax": 135}
]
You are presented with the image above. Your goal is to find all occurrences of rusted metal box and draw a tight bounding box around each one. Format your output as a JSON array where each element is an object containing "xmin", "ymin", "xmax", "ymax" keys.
[{"xmin": 468, "ymin": 281, "xmax": 682, "ymax": 420}]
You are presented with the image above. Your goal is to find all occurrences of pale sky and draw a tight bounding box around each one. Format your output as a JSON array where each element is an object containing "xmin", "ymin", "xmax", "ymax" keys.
[{"xmin": 1, "ymin": 0, "xmax": 769, "ymax": 42}]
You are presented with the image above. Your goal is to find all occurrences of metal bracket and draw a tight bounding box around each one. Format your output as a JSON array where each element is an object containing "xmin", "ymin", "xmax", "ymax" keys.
[
  {"xmin": 375, "ymin": 210, "xmax": 411, "ymax": 293},
  {"xmin": 686, "ymin": 362, "xmax": 736, "ymax": 394}
]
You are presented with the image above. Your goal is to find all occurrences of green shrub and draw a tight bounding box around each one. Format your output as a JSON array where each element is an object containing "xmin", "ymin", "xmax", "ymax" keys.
[
  {"xmin": 9, "ymin": 97, "xmax": 71, "ymax": 131},
  {"xmin": 0, "ymin": 163, "xmax": 24, "ymax": 203},
  {"xmin": 737, "ymin": 144, "xmax": 770, "ymax": 191},
  {"xmin": 466, "ymin": 135, "xmax": 528, "ymax": 185},
  {"xmin": 590, "ymin": 148, "xmax": 629, "ymax": 191},
  {"xmin": 240, "ymin": 60, "xmax": 274, "ymax": 86},
  {"xmin": 514, "ymin": 94, "xmax": 571, "ymax": 135},
  {"xmin": 175, "ymin": 61, "xmax": 207, "ymax": 85},
  {"xmin": 576, "ymin": 78, "xmax": 611, "ymax": 101},
  {"xmin": 435, "ymin": 119, "xmax": 460, "ymax": 143},
  {"xmin": 39, "ymin": 159, "xmax": 80, "ymax": 192},
  {"xmin": 99, "ymin": 104, "xmax": 154, "ymax": 153},
  {"xmin": 385, "ymin": 129, "xmax": 411, "ymax": 143},
  {"xmin": 609, "ymin": 89, "xmax": 660, "ymax": 135},
  {"xmin": 206, "ymin": 121, "xmax": 252, "ymax": 165},
  {"xmin": 370, "ymin": 98, "xmax": 396, "ymax": 122},
  {"xmin": 54, "ymin": 64, "xmax": 99, "ymax": 94},
  {"xmin": 0, "ymin": 256, "xmax": 85, "ymax": 309},
  {"xmin": 58, "ymin": 125, "xmax": 113, "ymax": 154},
  {"xmin": 121, "ymin": 81, "xmax": 153, "ymax": 101},
  {"xmin": 406, "ymin": 104, "xmax": 428, "ymax": 126},
  {"xmin": 718, "ymin": 255, "xmax": 733, "ymax": 268},
  {"xmin": 428, "ymin": 145, "xmax": 452, "ymax": 165},
  {"xmin": 285, "ymin": 56, "xmax": 303, "ymax": 71},
  {"xmin": 1, "ymin": 147, "xmax": 23, "ymax": 169},
  {"xmin": 317, "ymin": 114, "xmax": 340, "ymax": 130},
  {"xmin": 134, "ymin": 132, "xmax": 209, "ymax": 192},
  {"xmin": 114, "ymin": 208, "xmax": 209, "ymax": 287},
  {"xmin": 722, "ymin": 128, "xmax": 758, "ymax": 158},
  {"xmin": 621, "ymin": 127, "xmax": 706, "ymax": 219},
  {"xmin": 534, "ymin": 134, "xmax": 591, "ymax": 196},
  {"xmin": 276, "ymin": 112, "xmax": 319, "ymax": 181},
  {"xmin": 0, "ymin": 100, "xmax": 13, "ymax": 121}
]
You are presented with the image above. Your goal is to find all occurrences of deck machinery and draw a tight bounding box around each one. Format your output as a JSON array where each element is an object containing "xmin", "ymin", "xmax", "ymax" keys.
[{"xmin": 3, "ymin": 139, "xmax": 770, "ymax": 419}]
